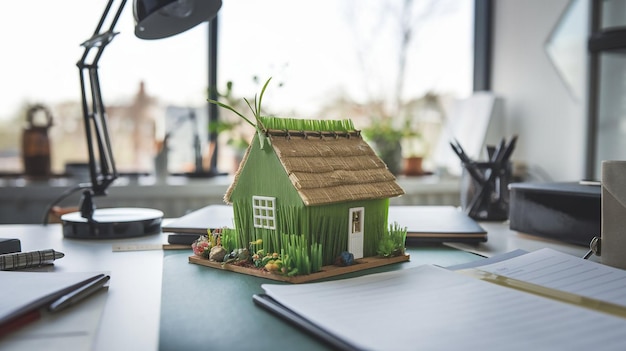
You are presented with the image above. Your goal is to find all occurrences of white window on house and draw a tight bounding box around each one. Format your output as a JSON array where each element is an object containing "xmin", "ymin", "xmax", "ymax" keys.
[{"xmin": 252, "ymin": 196, "xmax": 276, "ymax": 230}]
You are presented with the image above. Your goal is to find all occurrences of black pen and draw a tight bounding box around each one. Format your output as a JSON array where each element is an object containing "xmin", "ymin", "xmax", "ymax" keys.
[
  {"xmin": 48, "ymin": 274, "xmax": 110, "ymax": 313},
  {"xmin": 467, "ymin": 135, "xmax": 517, "ymax": 217},
  {"xmin": 500, "ymin": 134, "xmax": 518, "ymax": 164},
  {"xmin": 450, "ymin": 140, "xmax": 484, "ymax": 184},
  {"xmin": 486, "ymin": 145, "xmax": 495, "ymax": 160},
  {"xmin": 491, "ymin": 138, "xmax": 506, "ymax": 162},
  {"xmin": 451, "ymin": 139, "xmax": 472, "ymax": 163}
]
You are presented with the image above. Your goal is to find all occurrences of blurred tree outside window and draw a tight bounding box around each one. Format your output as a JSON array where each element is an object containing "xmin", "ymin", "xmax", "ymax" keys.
[{"xmin": 0, "ymin": 0, "xmax": 472, "ymax": 177}]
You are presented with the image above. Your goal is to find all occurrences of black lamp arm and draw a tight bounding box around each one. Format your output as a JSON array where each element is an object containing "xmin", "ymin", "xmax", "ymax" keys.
[{"xmin": 77, "ymin": 0, "xmax": 126, "ymax": 197}]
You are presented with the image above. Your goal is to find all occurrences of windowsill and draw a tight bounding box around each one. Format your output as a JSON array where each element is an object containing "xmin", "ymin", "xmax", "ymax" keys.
[
  {"xmin": 0, "ymin": 174, "xmax": 461, "ymax": 224},
  {"xmin": 0, "ymin": 172, "xmax": 217, "ymax": 188}
]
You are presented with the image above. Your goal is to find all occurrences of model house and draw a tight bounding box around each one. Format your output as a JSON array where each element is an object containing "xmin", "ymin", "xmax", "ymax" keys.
[{"xmin": 223, "ymin": 117, "xmax": 405, "ymax": 265}]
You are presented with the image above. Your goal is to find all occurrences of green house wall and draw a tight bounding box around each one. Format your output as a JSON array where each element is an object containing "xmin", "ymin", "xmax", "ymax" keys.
[{"xmin": 229, "ymin": 135, "xmax": 390, "ymax": 265}]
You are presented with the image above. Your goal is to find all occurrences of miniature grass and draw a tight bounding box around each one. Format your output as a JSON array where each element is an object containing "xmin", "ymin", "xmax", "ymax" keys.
[
  {"xmin": 281, "ymin": 233, "xmax": 323, "ymax": 275},
  {"xmin": 377, "ymin": 222, "xmax": 408, "ymax": 257},
  {"xmin": 220, "ymin": 228, "xmax": 238, "ymax": 252},
  {"xmin": 260, "ymin": 116, "xmax": 355, "ymax": 132}
]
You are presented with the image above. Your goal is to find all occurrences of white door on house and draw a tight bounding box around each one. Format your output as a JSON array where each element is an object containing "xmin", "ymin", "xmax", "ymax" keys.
[{"xmin": 348, "ymin": 207, "xmax": 364, "ymax": 259}]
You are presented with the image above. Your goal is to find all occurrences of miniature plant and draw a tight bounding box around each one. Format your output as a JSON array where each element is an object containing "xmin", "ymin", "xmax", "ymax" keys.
[
  {"xmin": 208, "ymin": 78, "xmax": 271, "ymax": 148},
  {"xmin": 220, "ymin": 227, "xmax": 238, "ymax": 253},
  {"xmin": 192, "ymin": 231, "xmax": 219, "ymax": 258},
  {"xmin": 191, "ymin": 235, "xmax": 212, "ymax": 258},
  {"xmin": 250, "ymin": 248, "xmax": 295, "ymax": 276},
  {"xmin": 281, "ymin": 233, "xmax": 322, "ymax": 275},
  {"xmin": 377, "ymin": 222, "xmax": 407, "ymax": 258},
  {"xmin": 250, "ymin": 239, "xmax": 266, "ymax": 268},
  {"xmin": 222, "ymin": 247, "xmax": 250, "ymax": 265},
  {"xmin": 192, "ymin": 229, "xmax": 232, "ymax": 261},
  {"xmin": 248, "ymin": 234, "xmax": 320, "ymax": 277}
]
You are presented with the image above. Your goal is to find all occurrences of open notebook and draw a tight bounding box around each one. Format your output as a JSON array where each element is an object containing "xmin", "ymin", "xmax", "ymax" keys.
[{"xmin": 254, "ymin": 248, "xmax": 626, "ymax": 351}]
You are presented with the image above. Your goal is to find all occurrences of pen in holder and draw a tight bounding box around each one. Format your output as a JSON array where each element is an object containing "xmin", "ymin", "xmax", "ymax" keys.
[
  {"xmin": 450, "ymin": 135, "xmax": 517, "ymax": 221},
  {"xmin": 461, "ymin": 161, "xmax": 511, "ymax": 221}
]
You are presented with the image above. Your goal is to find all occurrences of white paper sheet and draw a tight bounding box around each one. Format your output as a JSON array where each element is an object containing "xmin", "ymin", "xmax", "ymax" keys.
[
  {"xmin": 262, "ymin": 260, "xmax": 626, "ymax": 350},
  {"xmin": 477, "ymin": 248, "xmax": 626, "ymax": 306}
]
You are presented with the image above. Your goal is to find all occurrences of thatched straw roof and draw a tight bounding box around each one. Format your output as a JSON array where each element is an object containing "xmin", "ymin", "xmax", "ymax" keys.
[{"xmin": 226, "ymin": 129, "xmax": 405, "ymax": 206}]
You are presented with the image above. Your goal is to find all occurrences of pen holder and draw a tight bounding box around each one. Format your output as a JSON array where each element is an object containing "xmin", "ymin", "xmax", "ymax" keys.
[{"xmin": 461, "ymin": 161, "xmax": 511, "ymax": 221}]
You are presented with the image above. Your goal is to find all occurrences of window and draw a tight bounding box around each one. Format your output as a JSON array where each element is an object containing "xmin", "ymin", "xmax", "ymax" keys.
[
  {"xmin": 0, "ymin": 0, "xmax": 209, "ymax": 175},
  {"xmin": 586, "ymin": 0, "xmax": 626, "ymax": 180},
  {"xmin": 351, "ymin": 209, "xmax": 363, "ymax": 234},
  {"xmin": 0, "ymin": 0, "xmax": 475, "ymax": 177},
  {"xmin": 217, "ymin": 0, "xmax": 473, "ymax": 118},
  {"xmin": 252, "ymin": 196, "xmax": 276, "ymax": 230},
  {"xmin": 215, "ymin": 0, "xmax": 474, "ymax": 173}
]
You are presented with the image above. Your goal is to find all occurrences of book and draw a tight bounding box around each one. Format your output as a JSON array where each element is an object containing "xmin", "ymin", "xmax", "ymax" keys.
[
  {"xmin": 254, "ymin": 248, "xmax": 626, "ymax": 351},
  {"xmin": 388, "ymin": 205, "xmax": 487, "ymax": 243},
  {"xmin": 163, "ymin": 205, "xmax": 486, "ymax": 244}
]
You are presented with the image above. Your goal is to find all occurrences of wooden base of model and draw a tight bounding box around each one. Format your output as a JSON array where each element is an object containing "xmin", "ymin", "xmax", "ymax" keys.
[{"xmin": 189, "ymin": 254, "xmax": 410, "ymax": 284}]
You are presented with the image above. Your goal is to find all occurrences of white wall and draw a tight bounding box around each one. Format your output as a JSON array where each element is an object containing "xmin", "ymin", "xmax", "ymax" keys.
[{"xmin": 492, "ymin": 0, "xmax": 588, "ymax": 181}]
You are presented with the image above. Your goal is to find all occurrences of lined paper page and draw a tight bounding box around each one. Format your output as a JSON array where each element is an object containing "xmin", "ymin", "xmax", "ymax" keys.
[
  {"xmin": 477, "ymin": 248, "xmax": 626, "ymax": 307},
  {"xmin": 262, "ymin": 265, "xmax": 626, "ymax": 351}
]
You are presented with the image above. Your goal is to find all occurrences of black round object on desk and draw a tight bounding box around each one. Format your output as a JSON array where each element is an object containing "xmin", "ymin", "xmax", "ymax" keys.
[{"xmin": 61, "ymin": 208, "xmax": 163, "ymax": 239}]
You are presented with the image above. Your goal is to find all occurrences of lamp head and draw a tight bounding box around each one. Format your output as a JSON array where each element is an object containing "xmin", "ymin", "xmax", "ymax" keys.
[{"xmin": 134, "ymin": 0, "xmax": 222, "ymax": 39}]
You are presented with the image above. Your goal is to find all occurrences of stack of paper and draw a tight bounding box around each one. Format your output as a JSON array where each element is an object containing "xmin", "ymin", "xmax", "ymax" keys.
[{"xmin": 255, "ymin": 249, "xmax": 626, "ymax": 351}]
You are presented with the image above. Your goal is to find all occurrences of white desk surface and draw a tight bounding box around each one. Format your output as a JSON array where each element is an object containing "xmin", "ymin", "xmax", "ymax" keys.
[
  {"xmin": 449, "ymin": 221, "xmax": 593, "ymax": 260},
  {"xmin": 0, "ymin": 214, "xmax": 592, "ymax": 350},
  {"xmin": 0, "ymin": 223, "xmax": 167, "ymax": 351}
]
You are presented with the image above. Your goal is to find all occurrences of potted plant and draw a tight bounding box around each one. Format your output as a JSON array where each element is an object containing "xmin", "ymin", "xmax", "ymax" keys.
[
  {"xmin": 363, "ymin": 92, "xmax": 444, "ymax": 177},
  {"xmin": 401, "ymin": 92, "xmax": 445, "ymax": 176},
  {"xmin": 361, "ymin": 117, "xmax": 406, "ymax": 176},
  {"xmin": 400, "ymin": 135, "xmax": 426, "ymax": 176}
]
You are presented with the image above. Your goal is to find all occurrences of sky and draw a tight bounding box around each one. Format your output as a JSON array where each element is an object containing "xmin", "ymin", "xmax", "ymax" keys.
[{"xmin": 0, "ymin": 0, "xmax": 473, "ymax": 121}]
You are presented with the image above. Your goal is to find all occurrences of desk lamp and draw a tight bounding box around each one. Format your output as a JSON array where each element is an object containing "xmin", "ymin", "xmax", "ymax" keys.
[{"xmin": 61, "ymin": 0, "xmax": 222, "ymax": 239}]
